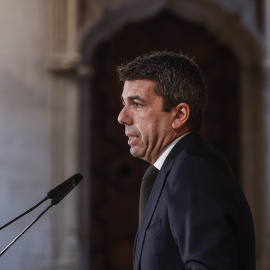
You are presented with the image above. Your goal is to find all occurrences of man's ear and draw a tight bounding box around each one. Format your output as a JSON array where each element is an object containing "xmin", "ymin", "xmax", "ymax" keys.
[{"xmin": 172, "ymin": 103, "xmax": 190, "ymax": 129}]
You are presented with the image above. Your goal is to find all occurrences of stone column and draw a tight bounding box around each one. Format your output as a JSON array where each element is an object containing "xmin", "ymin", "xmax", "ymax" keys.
[{"xmin": 45, "ymin": 0, "xmax": 81, "ymax": 269}]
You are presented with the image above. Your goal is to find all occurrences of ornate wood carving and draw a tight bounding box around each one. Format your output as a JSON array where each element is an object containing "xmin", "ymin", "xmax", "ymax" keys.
[
  {"xmin": 89, "ymin": 11, "xmax": 240, "ymax": 270},
  {"xmin": 79, "ymin": 0, "xmax": 265, "ymax": 269}
]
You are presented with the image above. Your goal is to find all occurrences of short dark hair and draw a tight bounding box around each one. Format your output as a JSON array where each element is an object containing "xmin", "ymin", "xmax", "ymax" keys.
[{"xmin": 117, "ymin": 51, "xmax": 207, "ymax": 132}]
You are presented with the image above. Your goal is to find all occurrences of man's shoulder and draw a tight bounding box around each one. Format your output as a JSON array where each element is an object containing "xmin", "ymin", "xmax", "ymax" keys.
[
  {"xmin": 168, "ymin": 132, "xmax": 215, "ymax": 164},
  {"xmin": 169, "ymin": 133, "xmax": 235, "ymax": 181}
]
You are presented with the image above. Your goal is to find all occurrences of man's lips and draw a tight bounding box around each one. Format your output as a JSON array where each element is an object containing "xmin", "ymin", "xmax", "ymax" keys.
[{"xmin": 126, "ymin": 133, "xmax": 139, "ymax": 146}]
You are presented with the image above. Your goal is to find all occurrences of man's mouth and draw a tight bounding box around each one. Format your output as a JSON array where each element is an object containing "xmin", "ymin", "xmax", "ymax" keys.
[{"xmin": 127, "ymin": 134, "xmax": 139, "ymax": 146}]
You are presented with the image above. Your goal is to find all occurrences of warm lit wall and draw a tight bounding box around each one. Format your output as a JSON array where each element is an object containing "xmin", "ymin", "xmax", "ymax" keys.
[
  {"xmin": 0, "ymin": 1, "xmax": 80, "ymax": 269},
  {"xmin": 0, "ymin": 1, "xmax": 52, "ymax": 269}
]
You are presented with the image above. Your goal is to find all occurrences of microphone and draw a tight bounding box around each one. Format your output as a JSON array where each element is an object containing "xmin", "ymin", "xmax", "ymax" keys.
[
  {"xmin": 0, "ymin": 173, "xmax": 83, "ymax": 257},
  {"xmin": 0, "ymin": 173, "xmax": 82, "ymax": 230},
  {"xmin": 51, "ymin": 174, "xmax": 83, "ymax": 205},
  {"xmin": 47, "ymin": 173, "xmax": 82, "ymax": 199}
]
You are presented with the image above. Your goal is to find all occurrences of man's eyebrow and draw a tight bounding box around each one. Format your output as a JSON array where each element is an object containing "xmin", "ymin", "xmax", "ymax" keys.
[{"xmin": 121, "ymin": 95, "xmax": 146, "ymax": 103}]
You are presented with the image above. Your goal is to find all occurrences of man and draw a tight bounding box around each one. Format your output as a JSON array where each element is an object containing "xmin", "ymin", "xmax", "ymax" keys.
[{"xmin": 117, "ymin": 51, "xmax": 255, "ymax": 270}]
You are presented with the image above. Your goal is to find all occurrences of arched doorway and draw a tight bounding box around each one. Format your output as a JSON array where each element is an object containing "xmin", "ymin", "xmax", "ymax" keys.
[{"xmin": 88, "ymin": 10, "xmax": 240, "ymax": 270}]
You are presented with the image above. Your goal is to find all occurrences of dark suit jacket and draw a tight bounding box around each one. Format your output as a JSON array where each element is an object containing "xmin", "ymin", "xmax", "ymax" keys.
[{"xmin": 134, "ymin": 133, "xmax": 255, "ymax": 270}]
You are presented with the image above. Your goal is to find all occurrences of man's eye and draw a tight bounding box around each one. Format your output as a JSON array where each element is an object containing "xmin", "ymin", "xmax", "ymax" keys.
[{"xmin": 134, "ymin": 102, "xmax": 142, "ymax": 108}]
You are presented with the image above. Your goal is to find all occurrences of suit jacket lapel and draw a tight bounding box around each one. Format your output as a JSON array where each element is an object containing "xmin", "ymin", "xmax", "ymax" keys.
[{"xmin": 133, "ymin": 132, "xmax": 201, "ymax": 270}]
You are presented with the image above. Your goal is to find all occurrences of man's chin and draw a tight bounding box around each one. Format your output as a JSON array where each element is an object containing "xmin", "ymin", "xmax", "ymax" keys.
[
  {"xmin": 130, "ymin": 148, "xmax": 138, "ymax": 157},
  {"xmin": 130, "ymin": 147, "xmax": 145, "ymax": 159}
]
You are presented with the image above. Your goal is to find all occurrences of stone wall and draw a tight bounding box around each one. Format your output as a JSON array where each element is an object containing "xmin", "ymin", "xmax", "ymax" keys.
[{"xmin": 0, "ymin": 1, "xmax": 80, "ymax": 269}]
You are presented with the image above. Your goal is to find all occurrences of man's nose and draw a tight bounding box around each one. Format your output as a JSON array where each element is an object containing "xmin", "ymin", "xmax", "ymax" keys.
[{"xmin": 118, "ymin": 106, "xmax": 132, "ymax": 125}]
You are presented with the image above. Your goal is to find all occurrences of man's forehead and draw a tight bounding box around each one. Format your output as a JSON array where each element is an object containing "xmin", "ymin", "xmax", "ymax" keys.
[
  {"xmin": 121, "ymin": 94, "xmax": 146, "ymax": 103},
  {"xmin": 121, "ymin": 79, "xmax": 156, "ymax": 99}
]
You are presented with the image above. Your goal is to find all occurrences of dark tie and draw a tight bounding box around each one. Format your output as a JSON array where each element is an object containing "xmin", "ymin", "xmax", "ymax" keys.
[{"xmin": 139, "ymin": 165, "xmax": 159, "ymax": 224}]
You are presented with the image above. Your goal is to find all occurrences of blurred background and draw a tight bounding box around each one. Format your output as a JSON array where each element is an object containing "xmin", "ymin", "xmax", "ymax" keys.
[{"xmin": 0, "ymin": 0, "xmax": 269, "ymax": 269}]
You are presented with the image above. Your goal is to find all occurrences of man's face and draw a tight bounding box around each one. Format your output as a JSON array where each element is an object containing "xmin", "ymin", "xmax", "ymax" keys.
[{"xmin": 118, "ymin": 80, "xmax": 177, "ymax": 164}]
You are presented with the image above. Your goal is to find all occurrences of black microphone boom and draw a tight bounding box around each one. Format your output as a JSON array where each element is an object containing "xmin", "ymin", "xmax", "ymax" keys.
[
  {"xmin": 0, "ymin": 173, "xmax": 83, "ymax": 257},
  {"xmin": 0, "ymin": 173, "xmax": 83, "ymax": 230},
  {"xmin": 0, "ymin": 204, "xmax": 53, "ymax": 257}
]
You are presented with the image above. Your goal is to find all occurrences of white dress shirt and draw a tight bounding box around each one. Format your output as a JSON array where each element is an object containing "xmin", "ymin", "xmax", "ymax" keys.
[{"xmin": 154, "ymin": 133, "xmax": 189, "ymax": 170}]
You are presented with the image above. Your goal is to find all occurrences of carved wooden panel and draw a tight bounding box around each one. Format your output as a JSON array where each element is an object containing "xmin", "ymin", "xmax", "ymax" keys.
[{"xmin": 89, "ymin": 10, "xmax": 239, "ymax": 270}]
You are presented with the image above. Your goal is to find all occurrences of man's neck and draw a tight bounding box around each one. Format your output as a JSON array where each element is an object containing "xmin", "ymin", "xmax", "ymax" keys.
[{"xmin": 154, "ymin": 133, "xmax": 189, "ymax": 170}]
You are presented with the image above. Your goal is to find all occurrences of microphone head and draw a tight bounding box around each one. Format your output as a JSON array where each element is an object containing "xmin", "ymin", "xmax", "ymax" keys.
[
  {"xmin": 51, "ymin": 174, "xmax": 83, "ymax": 205},
  {"xmin": 47, "ymin": 173, "xmax": 82, "ymax": 199}
]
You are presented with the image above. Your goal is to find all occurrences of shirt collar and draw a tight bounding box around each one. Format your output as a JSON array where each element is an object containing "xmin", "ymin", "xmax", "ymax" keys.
[{"xmin": 154, "ymin": 133, "xmax": 189, "ymax": 170}]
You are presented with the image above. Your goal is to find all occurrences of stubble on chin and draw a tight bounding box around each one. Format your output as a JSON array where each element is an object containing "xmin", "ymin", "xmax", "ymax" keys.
[
  {"xmin": 130, "ymin": 147, "xmax": 139, "ymax": 158},
  {"xmin": 130, "ymin": 146, "xmax": 145, "ymax": 160}
]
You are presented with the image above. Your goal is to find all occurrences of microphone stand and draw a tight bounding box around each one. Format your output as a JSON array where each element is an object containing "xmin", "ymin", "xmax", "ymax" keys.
[
  {"xmin": 0, "ymin": 203, "xmax": 53, "ymax": 257},
  {"xmin": 0, "ymin": 173, "xmax": 82, "ymax": 231},
  {"xmin": 0, "ymin": 197, "xmax": 48, "ymax": 231},
  {"xmin": 0, "ymin": 173, "xmax": 83, "ymax": 257}
]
